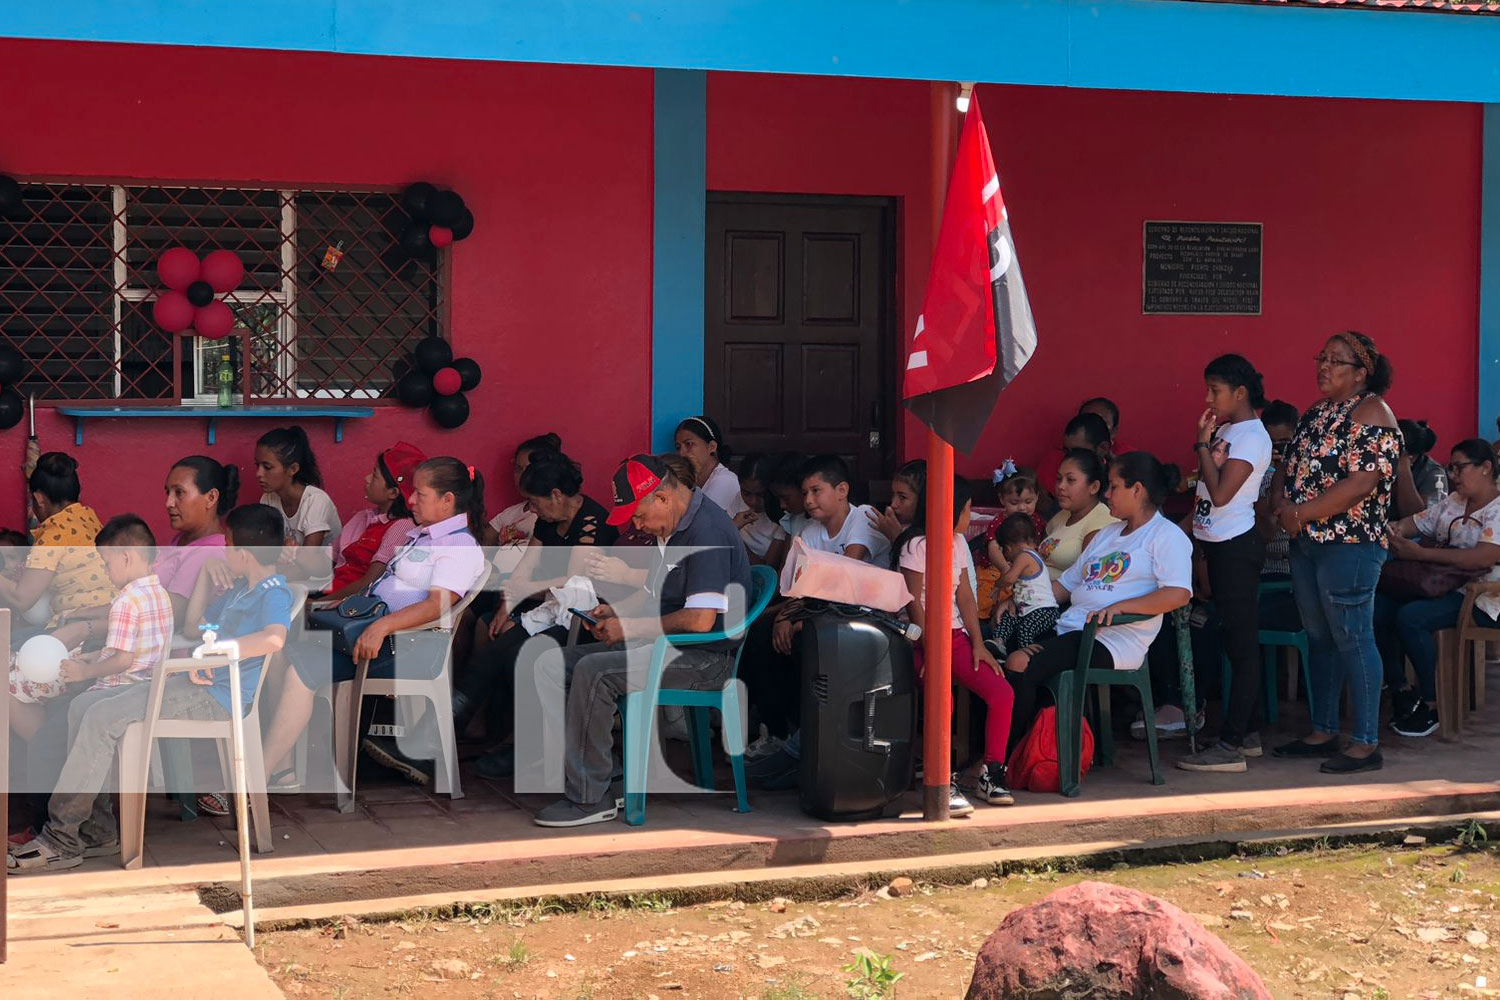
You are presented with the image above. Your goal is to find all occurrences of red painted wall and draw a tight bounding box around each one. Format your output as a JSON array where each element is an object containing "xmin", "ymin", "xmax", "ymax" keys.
[
  {"xmin": 0, "ymin": 40, "xmax": 653, "ymax": 534},
  {"xmin": 710, "ymin": 74, "xmax": 1482, "ymax": 483}
]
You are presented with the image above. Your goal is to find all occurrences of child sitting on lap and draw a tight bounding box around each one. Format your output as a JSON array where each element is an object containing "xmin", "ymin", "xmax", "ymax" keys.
[
  {"xmin": 6, "ymin": 515, "xmax": 173, "ymax": 744},
  {"xmin": 986, "ymin": 512, "xmax": 1060, "ymax": 655},
  {"xmin": 6, "ymin": 505, "xmax": 292, "ymax": 873}
]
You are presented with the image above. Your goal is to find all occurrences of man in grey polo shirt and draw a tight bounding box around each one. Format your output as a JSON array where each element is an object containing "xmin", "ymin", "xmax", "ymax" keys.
[{"xmin": 531, "ymin": 453, "xmax": 753, "ymax": 828}]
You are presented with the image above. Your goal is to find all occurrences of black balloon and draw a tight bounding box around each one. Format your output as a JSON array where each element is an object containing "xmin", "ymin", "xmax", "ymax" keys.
[
  {"xmin": 427, "ymin": 190, "xmax": 465, "ymax": 228},
  {"xmin": 430, "ymin": 391, "xmax": 469, "ymax": 429},
  {"xmin": 0, "ymin": 176, "xmax": 22, "ymax": 219},
  {"xmin": 396, "ymin": 371, "xmax": 434, "ymax": 408},
  {"xmin": 389, "ymin": 352, "xmax": 416, "ymax": 385},
  {"xmin": 450, "ymin": 208, "xmax": 475, "ymax": 241},
  {"xmin": 399, "ymin": 221, "xmax": 433, "ymax": 258},
  {"xmin": 401, "ymin": 182, "xmax": 437, "ymax": 220},
  {"xmin": 186, "ymin": 280, "xmax": 215, "ymax": 307},
  {"xmin": 0, "ymin": 344, "xmax": 23, "ymax": 385},
  {"xmin": 0, "ymin": 387, "xmax": 22, "ymax": 429},
  {"xmin": 453, "ymin": 357, "xmax": 482, "ymax": 391},
  {"xmin": 414, "ymin": 335, "xmax": 453, "ymax": 375}
]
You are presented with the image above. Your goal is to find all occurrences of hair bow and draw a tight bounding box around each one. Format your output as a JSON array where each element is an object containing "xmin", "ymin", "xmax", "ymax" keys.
[{"xmin": 992, "ymin": 458, "xmax": 1018, "ymax": 485}]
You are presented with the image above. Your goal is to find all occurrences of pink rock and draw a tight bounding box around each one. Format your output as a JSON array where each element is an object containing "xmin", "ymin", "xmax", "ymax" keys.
[{"xmin": 966, "ymin": 881, "xmax": 1271, "ymax": 1000}]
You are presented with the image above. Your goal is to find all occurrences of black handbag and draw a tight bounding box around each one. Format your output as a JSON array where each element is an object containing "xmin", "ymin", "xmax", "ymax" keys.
[
  {"xmin": 307, "ymin": 594, "xmax": 393, "ymax": 659},
  {"xmin": 1378, "ymin": 514, "xmax": 1486, "ymax": 601}
]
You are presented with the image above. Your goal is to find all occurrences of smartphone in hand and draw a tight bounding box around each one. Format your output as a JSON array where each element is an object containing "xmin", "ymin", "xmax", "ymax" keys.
[{"xmin": 568, "ymin": 607, "xmax": 600, "ymax": 627}]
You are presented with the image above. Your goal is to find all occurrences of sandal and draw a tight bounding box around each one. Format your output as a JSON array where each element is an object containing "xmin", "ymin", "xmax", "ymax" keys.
[
  {"xmin": 269, "ymin": 768, "xmax": 302, "ymax": 794},
  {"xmin": 7, "ymin": 837, "xmax": 83, "ymax": 874},
  {"xmin": 196, "ymin": 792, "xmax": 230, "ymax": 817}
]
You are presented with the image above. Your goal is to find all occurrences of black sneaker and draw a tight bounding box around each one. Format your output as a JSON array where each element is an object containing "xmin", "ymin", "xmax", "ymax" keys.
[
  {"xmin": 361, "ymin": 735, "xmax": 435, "ymax": 788},
  {"xmin": 1392, "ymin": 702, "xmax": 1439, "ymax": 738},
  {"xmin": 975, "ymin": 765, "xmax": 1014, "ymax": 806},
  {"xmin": 1389, "ymin": 686, "xmax": 1422, "ymax": 725}
]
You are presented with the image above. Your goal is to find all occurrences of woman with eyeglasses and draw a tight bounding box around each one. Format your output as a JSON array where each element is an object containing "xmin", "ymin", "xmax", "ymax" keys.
[
  {"xmin": 1375, "ymin": 439, "xmax": 1500, "ymax": 737},
  {"xmin": 1270, "ymin": 331, "xmax": 1408, "ymax": 774}
]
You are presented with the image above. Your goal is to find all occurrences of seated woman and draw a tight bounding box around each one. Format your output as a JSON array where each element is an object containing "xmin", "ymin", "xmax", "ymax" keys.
[
  {"xmin": 1004, "ymin": 453, "xmax": 1193, "ymax": 751},
  {"xmin": 675, "ymin": 415, "xmax": 749, "ymax": 518},
  {"xmin": 461, "ymin": 450, "xmax": 619, "ymax": 778},
  {"xmin": 0, "ymin": 453, "xmax": 114, "ymax": 645},
  {"xmin": 319, "ymin": 443, "xmax": 424, "ymax": 603},
  {"xmin": 1399, "ymin": 418, "xmax": 1448, "ymax": 509},
  {"xmin": 1038, "ymin": 449, "xmax": 1118, "ymax": 582},
  {"xmin": 1376, "ymin": 438, "xmax": 1500, "ymax": 738},
  {"xmin": 155, "ymin": 456, "xmax": 239, "ymax": 627},
  {"xmin": 260, "ymin": 457, "xmax": 488, "ymax": 789},
  {"xmin": 255, "ymin": 426, "xmax": 342, "ymax": 589}
]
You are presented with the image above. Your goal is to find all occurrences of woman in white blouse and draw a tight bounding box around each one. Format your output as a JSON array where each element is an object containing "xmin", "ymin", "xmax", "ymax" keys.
[{"xmin": 674, "ymin": 415, "xmax": 749, "ymax": 518}]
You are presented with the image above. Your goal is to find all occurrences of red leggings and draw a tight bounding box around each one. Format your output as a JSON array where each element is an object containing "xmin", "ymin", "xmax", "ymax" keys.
[{"xmin": 914, "ymin": 629, "xmax": 1015, "ymax": 765}]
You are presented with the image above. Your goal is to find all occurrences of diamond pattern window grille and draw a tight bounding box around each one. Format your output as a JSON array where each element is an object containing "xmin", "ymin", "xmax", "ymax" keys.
[{"xmin": 0, "ymin": 181, "xmax": 443, "ymax": 403}]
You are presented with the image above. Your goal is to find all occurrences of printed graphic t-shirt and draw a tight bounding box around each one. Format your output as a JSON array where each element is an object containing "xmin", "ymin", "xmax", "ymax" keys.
[
  {"xmin": 1057, "ymin": 514, "xmax": 1193, "ymax": 670},
  {"xmin": 1193, "ymin": 418, "xmax": 1273, "ymax": 543}
]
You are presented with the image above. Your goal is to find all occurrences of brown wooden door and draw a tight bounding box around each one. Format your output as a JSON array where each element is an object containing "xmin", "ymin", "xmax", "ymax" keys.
[{"xmin": 705, "ymin": 194, "xmax": 896, "ymax": 498}]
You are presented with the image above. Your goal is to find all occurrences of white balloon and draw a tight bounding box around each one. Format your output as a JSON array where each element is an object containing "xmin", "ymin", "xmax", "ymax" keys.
[{"xmin": 17, "ymin": 634, "xmax": 68, "ymax": 685}]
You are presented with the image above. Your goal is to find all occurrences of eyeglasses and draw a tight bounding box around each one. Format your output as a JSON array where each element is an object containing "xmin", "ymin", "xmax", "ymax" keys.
[
  {"xmin": 1447, "ymin": 461, "xmax": 1476, "ymax": 475},
  {"xmin": 1312, "ymin": 355, "xmax": 1360, "ymax": 368}
]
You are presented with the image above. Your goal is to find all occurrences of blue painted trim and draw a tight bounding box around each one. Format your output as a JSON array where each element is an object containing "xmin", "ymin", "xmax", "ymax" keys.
[
  {"xmin": 651, "ymin": 69, "xmax": 706, "ymax": 452},
  {"xmin": 55, "ymin": 405, "xmax": 373, "ymax": 445},
  {"xmin": 1481, "ymin": 105, "xmax": 1500, "ymax": 439},
  {"xmin": 8, "ymin": 1, "xmax": 1500, "ymax": 102}
]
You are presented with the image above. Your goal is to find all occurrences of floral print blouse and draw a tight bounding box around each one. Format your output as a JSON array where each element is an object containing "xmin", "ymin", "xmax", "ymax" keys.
[{"xmin": 1284, "ymin": 392, "xmax": 1401, "ymax": 546}]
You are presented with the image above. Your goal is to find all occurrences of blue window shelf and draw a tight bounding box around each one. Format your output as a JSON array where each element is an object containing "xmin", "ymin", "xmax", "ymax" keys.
[{"xmin": 55, "ymin": 406, "xmax": 376, "ymax": 446}]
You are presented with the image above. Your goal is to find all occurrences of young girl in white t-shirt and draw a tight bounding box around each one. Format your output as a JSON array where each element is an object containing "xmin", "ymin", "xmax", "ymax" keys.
[
  {"xmin": 256, "ymin": 426, "xmax": 341, "ymax": 589},
  {"xmin": 897, "ymin": 476, "xmax": 1015, "ymax": 815},
  {"xmin": 1180, "ymin": 355, "xmax": 1274, "ymax": 773}
]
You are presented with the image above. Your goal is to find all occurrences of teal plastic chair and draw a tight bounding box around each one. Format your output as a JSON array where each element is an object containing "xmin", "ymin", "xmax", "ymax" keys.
[
  {"xmin": 1218, "ymin": 580, "xmax": 1313, "ymax": 726},
  {"xmin": 1045, "ymin": 613, "xmax": 1165, "ymax": 798},
  {"xmin": 618, "ymin": 564, "xmax": 778, "ymax": 826}
]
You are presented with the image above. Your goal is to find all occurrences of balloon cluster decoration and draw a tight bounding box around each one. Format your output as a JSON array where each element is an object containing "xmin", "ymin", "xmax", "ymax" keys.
[
  {"xmin": 0, "ymin": 175, "xmax": 25, "ymax": 220},
  {"xmin": 0, "ymin": 342, "xmax": 26, "ymax": 430},
  {"xmin": 395, "ymin": 336, "xmax": 482, "ymax": 429},
  {"xmin": 395, "ymin": 182, "xmax": 475, "ymax": 261},
  {"xmin": 151, "ymin": 248, "xmax": 245, "ymax": 339}
]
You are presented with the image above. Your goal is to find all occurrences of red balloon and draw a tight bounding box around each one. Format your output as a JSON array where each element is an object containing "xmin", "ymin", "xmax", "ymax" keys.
[
  {"xmin": 428, "ymin": 225, "xmax": 454, "ymax": 249},
  {"xmin": 157, "ymin": 248, "xmax": 201, "ymax": 291},
  {"xmin": 152, "ymin": 291, "xmax": 195, "ymax": 332},
  {"xmin": 200, "ymin": 250, "xmax": 245, "ymax": 293},
  {"xmin": 432, "ymin": 366, "xmax": 462, "ymax": 396},
  {"xmin": 194, "ymin": 301, "xmax": 236, "ymax": 340}
]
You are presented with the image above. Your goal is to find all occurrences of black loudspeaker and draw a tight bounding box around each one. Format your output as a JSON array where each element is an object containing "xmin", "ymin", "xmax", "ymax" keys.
[{"xmin": 797, "ymin": 609, "xmax": 917, "ymax": 821}]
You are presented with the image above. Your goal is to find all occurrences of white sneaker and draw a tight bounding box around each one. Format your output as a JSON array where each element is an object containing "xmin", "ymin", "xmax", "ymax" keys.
[
  {"xmin": 1129, "ymin": 705, "xmax": 1204, "ymax": 741},
  {"xmin": 743, "ymin": 724, "xmax": 785, "ymax": 761}
]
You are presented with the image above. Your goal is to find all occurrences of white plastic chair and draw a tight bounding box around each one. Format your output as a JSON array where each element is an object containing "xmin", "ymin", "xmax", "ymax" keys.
[
  {"xmin": 324, "ymin": 587, "xmax": 479, "ymax": 812},
  {"xmin": 117, "ymin": 585, "xmax": 308, "ymax": 870}
]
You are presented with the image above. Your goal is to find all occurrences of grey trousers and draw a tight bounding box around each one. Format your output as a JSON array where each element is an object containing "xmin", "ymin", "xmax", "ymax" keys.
[
  {"xmin": 40, "ymin": 676, "xmax": 226, "ymax": 856},
  {"xmin": 519, "ymin": 640, "xmax": 734, "ymax": 805}
]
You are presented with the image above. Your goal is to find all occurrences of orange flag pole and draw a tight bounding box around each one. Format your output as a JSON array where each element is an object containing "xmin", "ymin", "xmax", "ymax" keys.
[{"xmin": 921, "ymin": 82, "xmax": 958, "ymax": 822}]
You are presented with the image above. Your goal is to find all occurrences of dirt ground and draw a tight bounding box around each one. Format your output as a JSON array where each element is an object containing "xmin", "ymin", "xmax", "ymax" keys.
[{"xmin": 258, "ymin": 835, "xmax": 1500, "ymax": 999}]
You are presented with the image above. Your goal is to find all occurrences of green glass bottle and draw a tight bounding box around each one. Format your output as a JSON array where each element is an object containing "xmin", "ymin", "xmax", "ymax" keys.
[{"xmin": 216, "ymin": 351, "xmax": 234, "ymax": 408}]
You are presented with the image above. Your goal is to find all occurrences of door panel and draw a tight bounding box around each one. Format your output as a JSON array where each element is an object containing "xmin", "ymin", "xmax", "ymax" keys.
[{"xmin": 705, "ymin": 195, "xmax": 895, "ymax": 496}]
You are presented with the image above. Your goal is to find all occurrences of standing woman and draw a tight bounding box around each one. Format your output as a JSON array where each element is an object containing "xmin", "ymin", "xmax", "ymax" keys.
[
  {"xmin": 1178, "ymin": 355, "xmax": 1272, "ymax": 773},
  {"xmin": 674, "ymin": 415, "xmax": 749, "ymax": 518},
  {"xmin": 1272, "ymin": 331, "xmax": 1403, "ymax": 773}
]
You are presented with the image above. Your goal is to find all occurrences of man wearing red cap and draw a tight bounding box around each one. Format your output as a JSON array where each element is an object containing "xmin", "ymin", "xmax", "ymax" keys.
[{"xmin": 529, "ymin": 454, "xmax": 752, "ymax": 827}]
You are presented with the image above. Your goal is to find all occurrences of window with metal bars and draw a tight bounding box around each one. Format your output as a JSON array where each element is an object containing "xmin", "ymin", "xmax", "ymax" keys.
[{"xmin": 0, "ymin": 181, "xmax": 443, "ymax": 404}]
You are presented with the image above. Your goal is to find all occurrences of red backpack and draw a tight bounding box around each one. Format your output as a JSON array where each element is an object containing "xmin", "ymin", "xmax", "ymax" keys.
[{"xmin": 1009, "ymin": 707, "xmax": 1094, "ymax": 793}]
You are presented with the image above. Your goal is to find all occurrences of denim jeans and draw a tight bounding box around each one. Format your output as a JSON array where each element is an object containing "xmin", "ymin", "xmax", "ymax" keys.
[
  {"xmin": 1375, "ymin": 591, "xmax": 1490, "ymax": 703},
  {"xmin": 1289, "ymin": 537, "xmax": 1387, "ymax": 747}
]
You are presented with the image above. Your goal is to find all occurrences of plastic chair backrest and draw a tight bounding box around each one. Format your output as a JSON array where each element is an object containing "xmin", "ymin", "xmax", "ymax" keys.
[{"xmin": 661, "ymin": 564, "xmax": 777, "ymax": 647}]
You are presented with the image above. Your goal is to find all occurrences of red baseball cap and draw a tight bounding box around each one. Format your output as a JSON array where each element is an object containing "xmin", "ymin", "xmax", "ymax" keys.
[
  {"xmin": 379, "ymin": 441, "xmax": 427, "ymax": 503},
  {"xmin": 607, "ymin": 454, "xmax": 668, "ymax": 526}
]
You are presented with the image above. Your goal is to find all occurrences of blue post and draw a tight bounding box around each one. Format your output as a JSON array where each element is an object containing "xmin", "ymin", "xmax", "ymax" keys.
[
  {"xmin": 1481, "ymin": 105, "xmax": 1500, "ymax": 439},
  {"xmin": 651, "ymin": 69, "xmax": 706, "ymax": 451}
]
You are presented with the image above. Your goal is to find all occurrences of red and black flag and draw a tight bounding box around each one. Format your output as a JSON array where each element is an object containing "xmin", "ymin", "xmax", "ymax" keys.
[{"xmin": 904, "ymin": 93, "xmax": 1037, "ymax": 454}]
